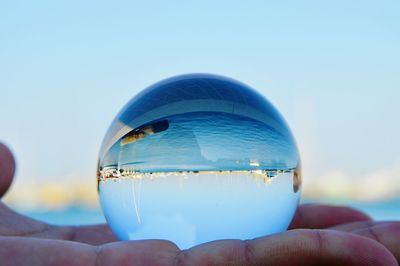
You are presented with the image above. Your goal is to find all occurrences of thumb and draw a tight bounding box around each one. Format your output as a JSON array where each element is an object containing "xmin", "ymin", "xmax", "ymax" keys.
[{"xmin": 0, "ymin": 143, "xmax": 16, "ymax": 197}]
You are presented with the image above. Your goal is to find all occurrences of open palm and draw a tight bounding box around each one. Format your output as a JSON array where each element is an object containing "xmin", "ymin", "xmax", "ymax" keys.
[{"xmin": 0, "ymin": 143, "xmax": 399, "ymax": 265}]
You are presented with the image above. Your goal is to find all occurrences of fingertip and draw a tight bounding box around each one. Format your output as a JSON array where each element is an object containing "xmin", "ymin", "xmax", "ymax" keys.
[
  {"xmin": 99, "ymin": 240, "xmax": 180, "ymax": 265},
  {"xmin": 353, "ymin": 222, "xmax": 400, "ymax": 262},
  {"xmin": 248, "ymin": 229, "xmax": 398, "ymax": 266},
  {"xmin": 0, "ymin": 142, "xmax": 16, "ymax": 197},
  {"xmin": 179, "ymin": 230, "xmax": 397, "ymax": 266},
  {"xmin": 290, "ymin": 204, "xmax": 372, "ymax": 229}
]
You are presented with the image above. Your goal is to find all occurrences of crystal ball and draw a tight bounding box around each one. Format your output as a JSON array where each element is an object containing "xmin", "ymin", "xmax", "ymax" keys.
[{"xmin": 97, "ymin": 74, "xmax": 301, "ymax": 249}]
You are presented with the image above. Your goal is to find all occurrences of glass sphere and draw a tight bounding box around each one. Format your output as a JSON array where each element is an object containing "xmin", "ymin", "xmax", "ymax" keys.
[{"xmin": 98, "ymin": 74, "xmax": 301, "ymax": 249}]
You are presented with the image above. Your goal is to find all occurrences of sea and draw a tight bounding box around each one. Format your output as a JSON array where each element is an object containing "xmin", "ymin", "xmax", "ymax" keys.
[{"xmin": 22, "ymin": 198, "xmax": 400, "ymax": 226}]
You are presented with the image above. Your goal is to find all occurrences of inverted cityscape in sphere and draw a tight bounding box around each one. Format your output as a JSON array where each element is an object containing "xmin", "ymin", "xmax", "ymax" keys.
[{"xmin": 98, "ymin": 74, "xmax": 301, "ymax": 249}]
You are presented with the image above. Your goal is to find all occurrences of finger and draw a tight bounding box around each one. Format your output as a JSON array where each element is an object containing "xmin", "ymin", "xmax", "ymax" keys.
[
  {"xmin": 330, "ymin": 221, "xmax": 400, "ymax": 262},
  {"xmin": 0, "ymin": 236, "xmax": 178, "ymax": 266},
  {"xmin": 0, "ymin": 143, "xmax": 15, "ymax": 197},
  {"xmin": 178, "ymin": 229, "xmax": 397, "ymax": 266},
  {"xmin": 0, "ymin": 200, "xmax": 49, "ymax": 237},
  {"xmin": 0, "ymin": 202, "xmax": 116, "ymax": 244},
  {"xmin": 61, "ymin": 224, "xmax": 117, "ymax": 245},
  {"xmin": 0, "ymin": 201, "xmax": 95, "ymax": 244},
  {"xmin": 98, "ymin": 239, "xmax": 179, "ymax": 265},
  {"xmin": 0, "ymin": 230, "xmax": 397, "ymax": 266},
  {"xmin": 350, "ymin": 222, "xmax": 400, "ymax": 262},
  {"xmin": 0, "ymin": 195, "xmax": 116, "ymax": 244},
  {"xmin": 330, "ymin": 221, "xmax": 391, "ymax": 232},
  {"xmin": 289, "ymin": 204, "xmax": 371, "ymax": 229},
  {"xmin": 0, "ymin": 236, "xmax": 96, "ymax": 266},
  {"xmin": 31, "ymin": 224, "xmax": 117, "ymax": 245}
]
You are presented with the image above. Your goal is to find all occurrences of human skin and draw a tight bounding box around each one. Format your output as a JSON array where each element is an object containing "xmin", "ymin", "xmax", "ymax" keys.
[{"xmin": 0, "ymin": 143, "xmax": 399, "ymax": 265}]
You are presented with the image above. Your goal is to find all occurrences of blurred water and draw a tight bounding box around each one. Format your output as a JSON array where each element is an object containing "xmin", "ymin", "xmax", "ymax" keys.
[{"xmin": 24, "ymin": 207, "xmax": 106, "ymax": 225}]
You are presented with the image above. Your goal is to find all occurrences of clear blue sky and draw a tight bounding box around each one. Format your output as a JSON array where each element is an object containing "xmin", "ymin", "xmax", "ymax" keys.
[{"xmin": 1, "ymin": 1, "xmax": 399, "ymax": 186}]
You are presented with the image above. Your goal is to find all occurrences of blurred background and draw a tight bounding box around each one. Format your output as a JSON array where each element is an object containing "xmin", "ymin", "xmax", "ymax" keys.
[{"xmin": 1, "ymin": 0, "xmax": 399, "ymax": 225}]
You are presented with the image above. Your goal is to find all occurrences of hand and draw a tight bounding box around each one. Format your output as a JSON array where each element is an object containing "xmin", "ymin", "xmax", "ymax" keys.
[{"xmin": 0, "ymin": 143, "xmax": 399, "ymax": 265}]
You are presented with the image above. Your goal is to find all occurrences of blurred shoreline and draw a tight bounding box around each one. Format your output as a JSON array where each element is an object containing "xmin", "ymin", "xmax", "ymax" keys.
[
  {"xmin": 4, "ymin": 178, "xmax": 400, "ymax": 212},
  {"xmin": 3, "ymin": 180, "xmax": 399, "ymax": 225},
  {"xmin": 18, "ymin": 197, "xmax": 400, "ymax": 226}
]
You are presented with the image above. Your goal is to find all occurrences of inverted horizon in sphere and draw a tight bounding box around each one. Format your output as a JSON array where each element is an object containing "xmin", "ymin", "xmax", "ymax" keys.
[{"xmin": 99, "ymin": 74, "xmax": 299, "ymax": 172}]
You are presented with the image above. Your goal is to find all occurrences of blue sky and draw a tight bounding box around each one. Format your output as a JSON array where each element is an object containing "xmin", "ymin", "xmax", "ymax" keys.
[{"xmin": 1, "ymin": 1, "xmax": 399, "ymax": 194}]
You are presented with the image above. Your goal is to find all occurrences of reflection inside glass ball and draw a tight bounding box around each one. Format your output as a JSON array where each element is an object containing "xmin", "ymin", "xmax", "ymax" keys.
[{"xmin": 98, "ymin": 74, "xmax": 301, "ymax": 249}]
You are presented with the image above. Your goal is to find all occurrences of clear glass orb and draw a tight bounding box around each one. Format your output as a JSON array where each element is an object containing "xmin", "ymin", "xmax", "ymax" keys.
[{"xmin": 98, "ymin": 74, "xmax": 301, "ymax": 249}]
